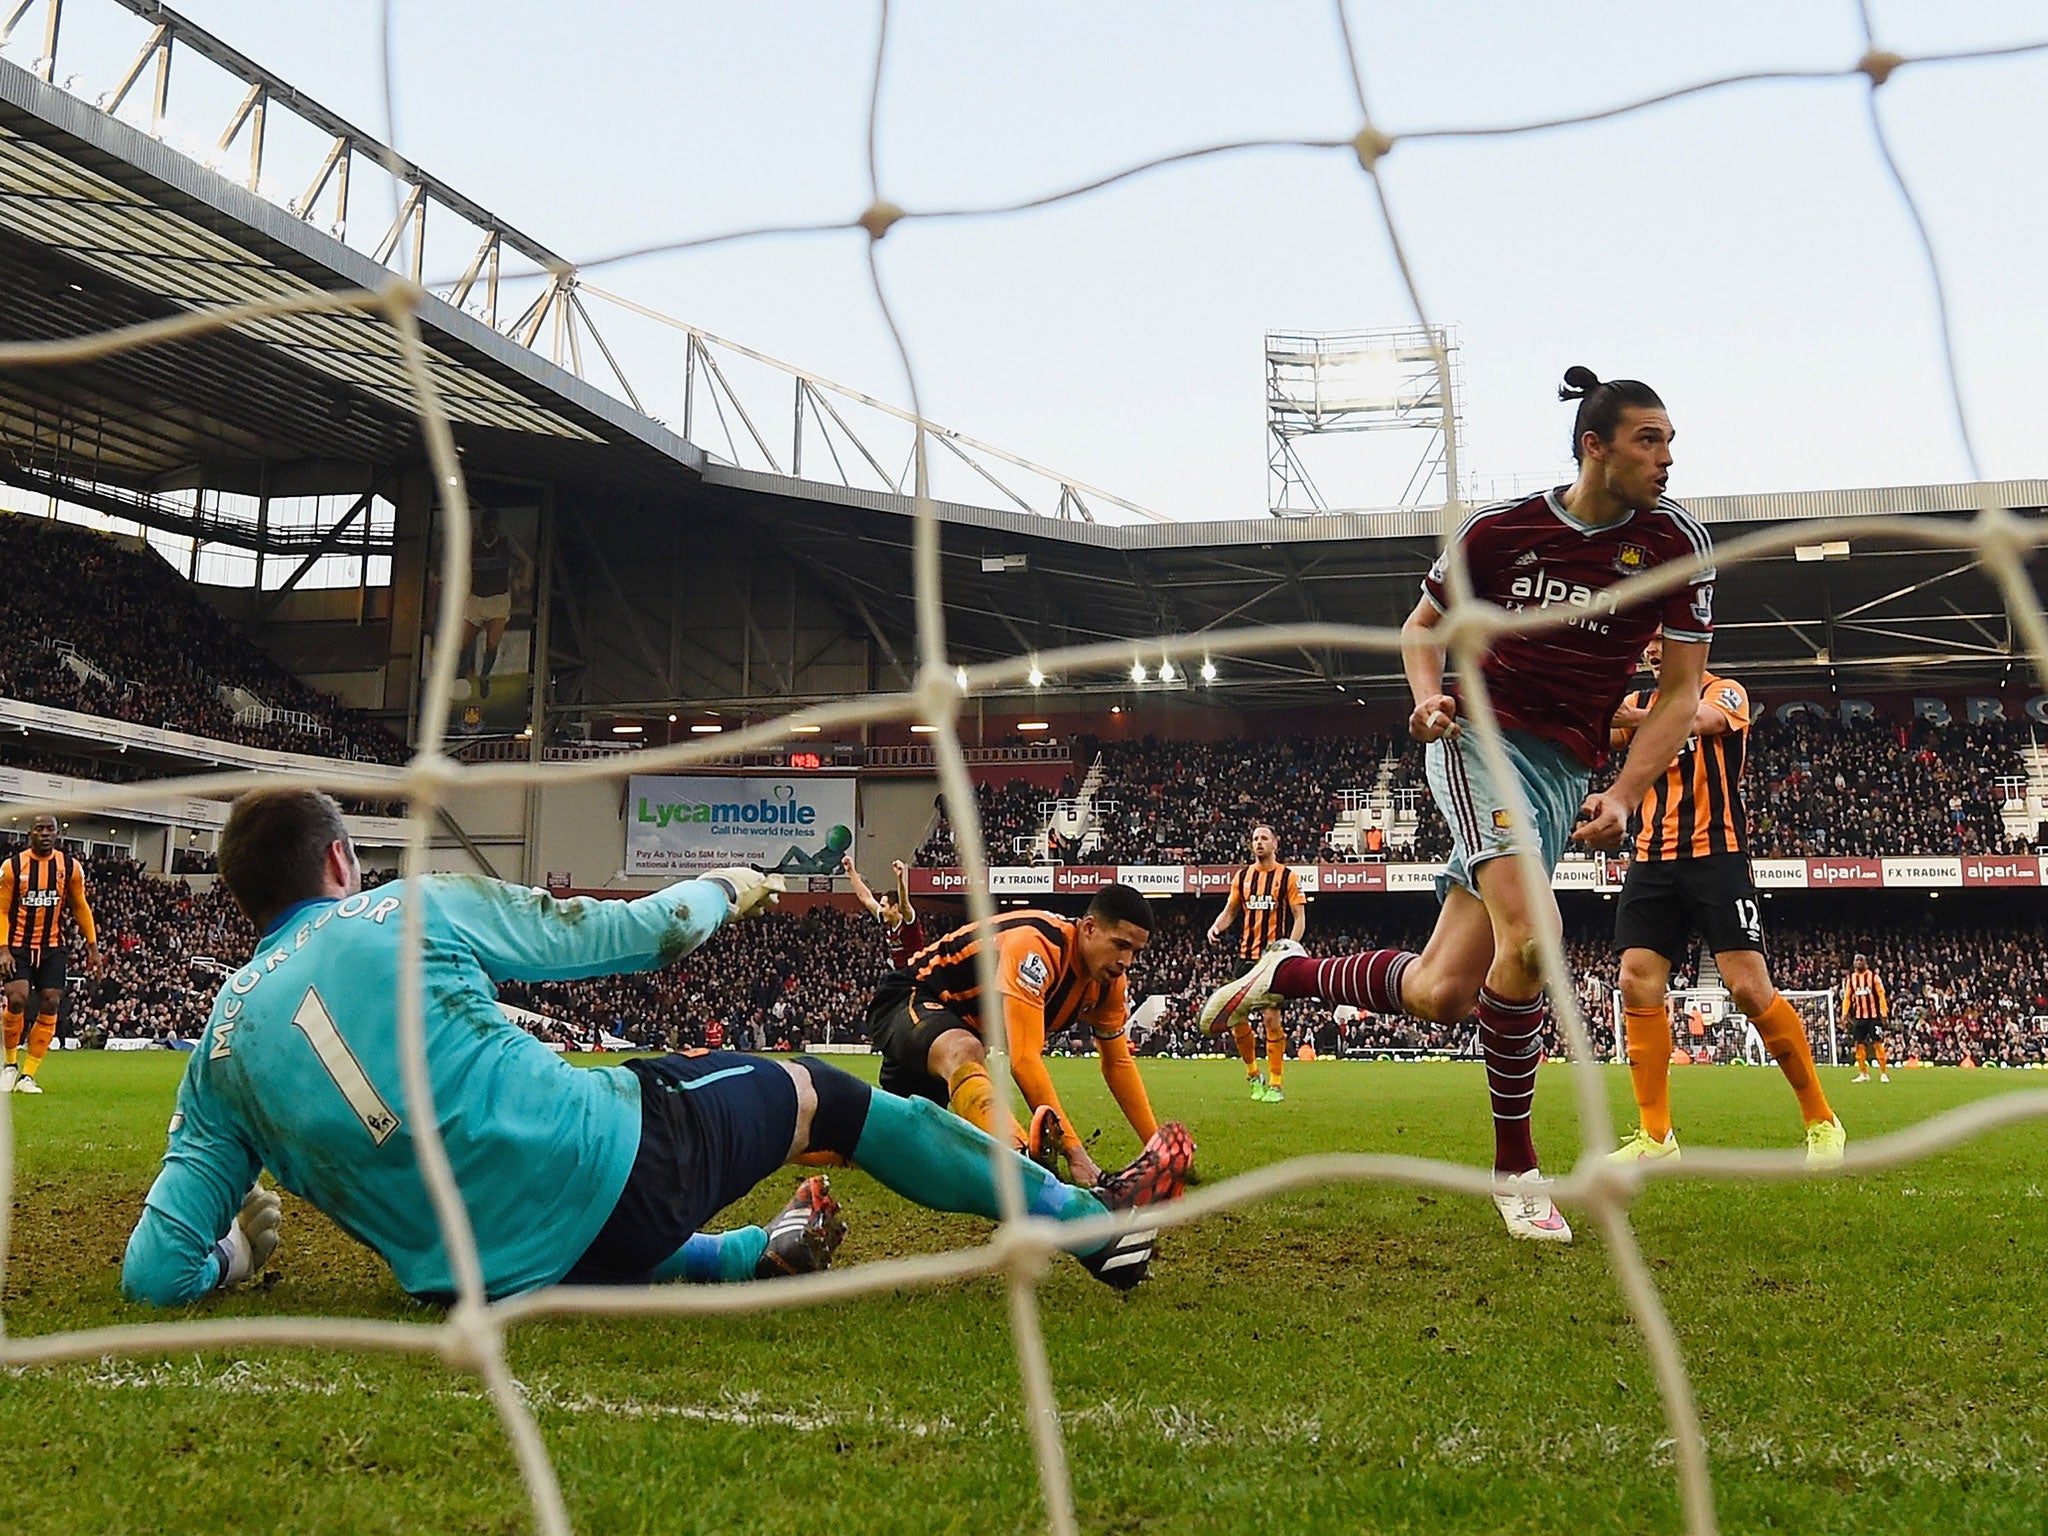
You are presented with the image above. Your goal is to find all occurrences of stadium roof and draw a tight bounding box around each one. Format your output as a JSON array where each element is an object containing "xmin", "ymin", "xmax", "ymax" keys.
[
  {"xmin": 0, "ymin": 54, "xmax": 704, "ymax": 514},
  {"xmin": 703, "ymin": 466, "xmax": 2048, "ymax": 698}
]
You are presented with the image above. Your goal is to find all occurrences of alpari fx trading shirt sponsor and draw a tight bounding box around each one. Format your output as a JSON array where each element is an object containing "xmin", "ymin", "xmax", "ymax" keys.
[{"xmin": 1421, "ymin": 488, "xmax": 1715, "ymax": 769}]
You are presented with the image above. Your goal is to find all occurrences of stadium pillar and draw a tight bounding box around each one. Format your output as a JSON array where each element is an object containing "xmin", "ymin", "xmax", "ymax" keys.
[{"xmin": 388, "ymin": 461, "xmax": 434, "ymax": 746}]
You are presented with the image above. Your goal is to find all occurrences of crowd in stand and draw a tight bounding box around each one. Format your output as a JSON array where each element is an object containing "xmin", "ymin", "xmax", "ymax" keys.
[
  {"xmin": 915, "ymin": 777, "xmax": 1070, "ymax": 866},
  {"xmin": 0, "ymin": 514, "xmax": 407, "ymax": 764},
  {"xmin": 1085, "ymin": 735, "xmax": 1388, "ymax": 864},
  {"xmin": 1743, "ymin": 716, "xmax": 2029, "ymax": 858},
  {"xmin": 24, "ymin": 853, "xmax": 2047, "ymax": 1068},
  {"xmin": 499, "ymin": 905, "xmax": 887, "ymax": 1052},
  {"xmin": 915, "ymin": 715, "xmax": 2035, "ymax": 868}
]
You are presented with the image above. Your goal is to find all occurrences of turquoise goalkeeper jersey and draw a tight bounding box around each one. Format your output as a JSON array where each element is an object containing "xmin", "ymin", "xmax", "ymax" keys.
[{"xmin": 122, "ymin": 874, "xmax": 734, "ymax": 1306}]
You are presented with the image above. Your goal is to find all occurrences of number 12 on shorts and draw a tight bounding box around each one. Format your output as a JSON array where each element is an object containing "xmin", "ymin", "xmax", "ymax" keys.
[
  {"xmin": 1734, "ymin": 898, "xmax": 1762, "ymax": 944},
  {"xmin": 291, "ymin": 987, "xmax": 403, "ymax": 1146}
]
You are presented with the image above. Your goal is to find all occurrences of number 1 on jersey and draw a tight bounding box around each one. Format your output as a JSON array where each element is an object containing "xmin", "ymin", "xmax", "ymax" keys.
[{"xmin": 291, "ymin": 987, "xmax": 403, "ymax": 1146}]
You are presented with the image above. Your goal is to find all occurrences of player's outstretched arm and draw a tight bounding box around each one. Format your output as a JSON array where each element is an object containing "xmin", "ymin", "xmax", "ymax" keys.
[
  {"xmin": 423, "ymin": 872, "xmax": 763, "ymax": 985},
  {"xmin": 891, "ymin": 858, "xmax": 915, "ymax": 925},
  {"xmin": 1094, "ymin": 1028, "xmax": 1160, "ymax": 1146},
  {"xmin": 841, "ymin": 855, "xmax": 882, "ymax": 917},
  {"xmin": 123, "ymin": 1070, "xmax": 265, "ymax": 1306}
]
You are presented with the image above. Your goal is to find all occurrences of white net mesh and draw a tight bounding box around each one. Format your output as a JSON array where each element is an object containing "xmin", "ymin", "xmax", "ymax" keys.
[{"xmin": 4, "ymin": 8, "xmax": 2048, "ymax": 1536}]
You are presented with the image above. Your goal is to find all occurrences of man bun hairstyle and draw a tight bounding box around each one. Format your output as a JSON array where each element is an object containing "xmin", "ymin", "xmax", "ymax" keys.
[
  {"xmin": 218, "ymin": 787, "xmax": 351, "ymax": 931},
  {"xmin": 1559, "ymin": 365, "xmax": 1666, "ymax": 462},
  {"xmin": 1087, "ymin": 881, "xmax": 1154, "ymax": 933}
]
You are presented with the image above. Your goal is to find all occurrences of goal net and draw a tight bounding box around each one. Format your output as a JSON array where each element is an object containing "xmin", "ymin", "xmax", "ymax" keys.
[{"xmin": 3, "ymin": 7, "xmax": 2047, "ymax": 1536}]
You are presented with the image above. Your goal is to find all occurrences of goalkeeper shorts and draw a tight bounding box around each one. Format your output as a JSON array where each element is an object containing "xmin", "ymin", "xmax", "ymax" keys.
[{"xmin": 564, "ymin": 1051, "xmax": 797, "ymax": 1285}]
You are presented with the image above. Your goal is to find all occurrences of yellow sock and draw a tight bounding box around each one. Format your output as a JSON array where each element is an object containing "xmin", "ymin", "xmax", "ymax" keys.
[
  {"xmin": 1624, "ymin": 1006, "xmax": 1673, "ymax": 1141},
  {"xmin": 1265, "ymin": 1022, "xmax": 1285, "ymax": 1089},
  {"xmin": 2, "ymin": 1005, "xmax": 22, "ymax": 1066},
  {"xmin": 22, "ymin": 1013, "xmax": 56, "ymax": 1078},
  {"xmin": 946, "ymin": 1061, "xmax": 998, "ymax": 1137},
  {"xmin": 1854, "ymin": 1042, "xmax": 1869, "ymax": 1075},
  {"xmin": 1876, "ymin": 1041, "xmax": 1889, "ymax": 1073},
  {"xmin": 1751, "ymin": 994, "xmax": 1832, "ymax": 1126},
  {"xmin": 1230, "ymin": 1020, "xmax": 1259, "ymax": 1079}
]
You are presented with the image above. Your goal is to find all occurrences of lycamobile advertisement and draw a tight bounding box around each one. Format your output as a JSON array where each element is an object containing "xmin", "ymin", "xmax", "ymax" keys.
[{"xmin": 625, "ymin": 775, "xmax": 856, "ymax": 877}]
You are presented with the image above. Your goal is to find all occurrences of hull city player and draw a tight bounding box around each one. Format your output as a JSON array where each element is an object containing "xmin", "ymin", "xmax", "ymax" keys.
[
  {"xmin": 0, "ymin": 814, "xmax": 105, "ymax": 1095},
  {"xmin": 1606, "ymin": 638, "xmax": 1844, "ymax": 1165},
  {"xmin": 1842, "ymin": 954, "xmax": 1891, "ymax": 1082},
  {"xmin": 1203, "ymin": 368, "xmax": 1713, "ymax": 1242},
  {"xmin": 868, "ymin": 885, "xmax": 1174, "ymax": 1190},
  {"xmin": 1205, "ymin": 824, "xmax": 1306, "ymax": 1102}
]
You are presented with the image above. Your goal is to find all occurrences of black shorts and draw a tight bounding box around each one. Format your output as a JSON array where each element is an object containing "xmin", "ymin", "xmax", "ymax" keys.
[
  {"xmin": 1851, "ymin": 1019, "xmax": 1886, "ymax": 1045},
  {"xmin": 565, "ymin": 1052, "xmax": 798, "ymax": 1285},
  {"xmin": 867, "ymin": 970, "xmax": 974, "ymax": 1106},
  {"xmin": 7, "ymin": 946, "xmax": 65, "ymax": 991},
  {"xmin": 1613, "ymin": 854, "xmax": 1765, "ymax": 967}
]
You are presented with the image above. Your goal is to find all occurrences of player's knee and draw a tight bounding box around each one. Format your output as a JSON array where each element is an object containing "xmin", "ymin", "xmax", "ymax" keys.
[
  {"xmin": 1729, "ymin": 982, "xmax": 1774, "ymax": 1018},
  {"xmin": 792, "ymin": 1059, "xmax": 872, "ymax": 1160}
]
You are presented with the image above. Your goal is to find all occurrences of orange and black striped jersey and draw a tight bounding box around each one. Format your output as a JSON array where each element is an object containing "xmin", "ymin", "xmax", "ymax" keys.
[
  {"xmin": 1623, "ymin": 670, "xmax": 1751, "ymax": 862},
  {"xmin": 0, "ymin": 847, "xmax": 97, "ymax": 950},
  {"xmin": 1842, "ymin": 970, "xmax": 1889, "ymax": 1020},
  {"xmin": 904, "ymin": 911, "xmax": 1129, "ymax": 1053},
  {"xmin": 1228, "ymin": 862, "xmax": 1303, "ymax": 959}
]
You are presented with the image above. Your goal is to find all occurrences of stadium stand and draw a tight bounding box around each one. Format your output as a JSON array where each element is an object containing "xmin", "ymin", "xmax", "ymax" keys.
[
  {"xmin": 0, "ymin": 515, "xmax": 408, "ymax": 763},
  {"xmin": 47, "ymin": 850, "xmax": 2043, "ymax": 1068},
  {"xmin": 918, "ymin": 718, "xmax": 2036, "ymax": 867}
]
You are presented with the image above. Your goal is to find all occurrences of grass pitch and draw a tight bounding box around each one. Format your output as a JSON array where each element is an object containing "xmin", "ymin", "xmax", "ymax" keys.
[{"xmin": 2, "ymin": 1051, "xmax": 2044, "ymax": 1535}]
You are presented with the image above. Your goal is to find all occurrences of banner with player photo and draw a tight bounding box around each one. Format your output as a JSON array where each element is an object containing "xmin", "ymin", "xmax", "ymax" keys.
[
  {"xmin": 626, "ymin": 774, "xmax": 858, "ymax": 877},
  {"xmin": 423, "ymin": 505, "xmax": 539, "ymax": 738}
]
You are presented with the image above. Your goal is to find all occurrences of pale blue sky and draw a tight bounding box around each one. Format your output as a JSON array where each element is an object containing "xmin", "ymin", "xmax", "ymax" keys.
[{"xmin": 41, "ymin": 1, "xmax": 2048, "ymax": 519}]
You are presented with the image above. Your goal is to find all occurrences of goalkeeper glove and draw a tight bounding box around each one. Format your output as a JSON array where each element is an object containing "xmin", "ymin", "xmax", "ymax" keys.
[
  {"xmin": 213, "ymin": 1184, "xmax": 282, "ymax": 1290},
  {"xmin": 700, "ymin": 867, "xmax": 785, "ymax": 921}
]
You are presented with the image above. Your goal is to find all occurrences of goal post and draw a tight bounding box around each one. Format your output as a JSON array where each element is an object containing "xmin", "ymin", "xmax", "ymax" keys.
[
  {"xmin": 1604, "ymin": 987, "xmax": 1841, "ymax": 1068},
  {"xmin": 1782, "ymin": 990, "xmax": 1841, "ymax": 1069}
]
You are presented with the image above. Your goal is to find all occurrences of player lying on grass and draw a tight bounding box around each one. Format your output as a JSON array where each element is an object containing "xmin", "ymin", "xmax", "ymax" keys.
[
  {"xmin": 868, "ymin": 884, "xmax": 1165, "ymax": 1188},
  {"xmin": 122, "ymin": 789, "xmax": 1193, "ymax": 1306},
  {"xmin": 1201, "ymin": 368, "xmax": 1713, "ymax": 1244},
  {"xmin": 1606, "ymin": 637, "xmax": 1844, "ymax": 1165}
]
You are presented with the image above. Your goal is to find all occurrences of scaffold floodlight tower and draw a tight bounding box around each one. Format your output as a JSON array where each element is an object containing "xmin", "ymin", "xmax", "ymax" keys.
[{"xmin": 1266, "ymin": 324, "xmax": 1462, "ymax": 516}]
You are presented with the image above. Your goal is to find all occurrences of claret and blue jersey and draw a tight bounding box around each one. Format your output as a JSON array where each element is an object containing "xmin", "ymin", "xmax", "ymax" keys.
[
  {"xmin": 1421, "ymin": 487, "xmax": 1716, "ymax": 769},
  {"xmin": 122, "ymin": 874, "xmax": 734, "ymax": 1306}
]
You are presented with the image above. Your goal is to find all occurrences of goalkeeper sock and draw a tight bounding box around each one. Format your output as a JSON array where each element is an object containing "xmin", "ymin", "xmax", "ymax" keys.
[
  {"xmin": 655, "ymin": 1226, "xmax": 769, "ymax": 1284},
  {"xmin": 2, "ymin": 1003, "xmax": 21, "ymax": 1066},
  {"xmin": 854, "ymin": 1088, "xmax": 1104, "ymax": 1226},
  {"xmin": 1229, "ymin": 1020, "xmax": 1259, "ymax": 1078},
  {"xmin": 1477, "ymin": 987, "xmax": 1544, "ymax": 1175},
  {"xmin": 1750, "ymin": 994, "xmax": 1832, "ymax": 1126},
  {"xmin": 945, "ymin": 1061, "xmax": 1000, "ymax": 1139},
  {"xmin": 22, "ymin": 1012, "xmax": 55, "ymax": 1078},
  {"xmin": 1274, "ymin": 950, "xmax": 1416, "ymax": 1015},
  {"xmin": 1265, "ymin": 1019, "xmax": 1285, "ymax": 1089},
  {"xmin": 1624, "ymin": 1005, "xmax": 1674, "ymax": 1141}
]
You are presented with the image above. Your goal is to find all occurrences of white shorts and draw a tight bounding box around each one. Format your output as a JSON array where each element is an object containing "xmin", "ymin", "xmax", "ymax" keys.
[{"xmin": 464, "ymin": 591, "xmax": 512, "ymax": 625}]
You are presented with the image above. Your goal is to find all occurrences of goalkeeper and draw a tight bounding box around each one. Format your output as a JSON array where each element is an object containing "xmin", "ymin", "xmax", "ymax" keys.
[{"xmin": 122, "ymin": 789, "xmax": 1191, "ymax": 1305}]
